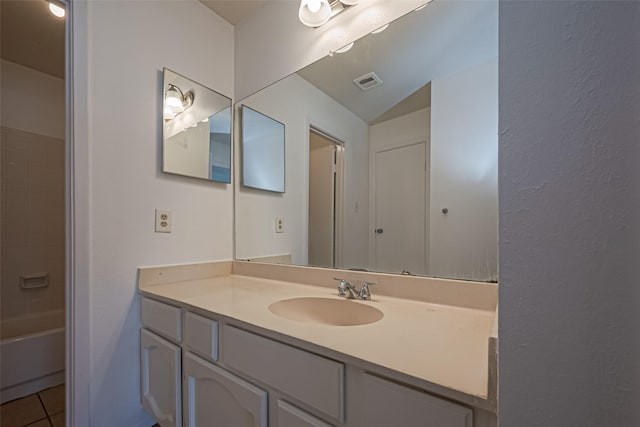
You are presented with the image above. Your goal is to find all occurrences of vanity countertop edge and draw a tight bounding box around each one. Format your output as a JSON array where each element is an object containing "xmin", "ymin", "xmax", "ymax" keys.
[{"xmin": 138, "ymin": 260, "xmax": 498, "ymax": 412}]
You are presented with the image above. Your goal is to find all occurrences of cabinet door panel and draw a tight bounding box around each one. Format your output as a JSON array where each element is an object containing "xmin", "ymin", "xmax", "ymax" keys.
[
  {"xmin": 184, "ymin": 352, "xmax": 267, "ymax": 427},
  {"xmin": 359, "ymin": 374, "xmax": 473, "ymax": 427},
  {"xmin": 277, "ymin": 400, "xmax": 334, "ymax": 427},
  {"xmin": 140, "ymin": 329, "xmax": 181, "ymax": 427}
]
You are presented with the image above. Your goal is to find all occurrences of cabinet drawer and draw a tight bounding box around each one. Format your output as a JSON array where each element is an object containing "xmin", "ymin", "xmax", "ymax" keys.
[
  {"xmin": 185, "ymin": 311, "xmax": 219, "ymax": 361},
  {"xmin": 141, "ymin": 297, "xmax": 182, "ymax": 343},
  {"xmin": 278, "ymin": 400, "xmax": 334, "ymax": 427},
  {"xmin": 223, "ymin": 325, "xmax": 344, "ymax": 422},
  {"xmin": 360, "ymin": 373, "xmax": 473, "ymax": 427}
]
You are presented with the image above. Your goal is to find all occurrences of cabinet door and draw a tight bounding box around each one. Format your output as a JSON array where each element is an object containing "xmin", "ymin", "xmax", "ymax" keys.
[
  {"xmin": 140, "ymin": 328, "xmax": 181, "ymax": 427},
  {"xmin": 277, "ymin": 400, "xmax": 334, "ymax": 427},
  {"xmin": 358, "ymin": 374, "xmax": 473, "ymax": 427},
  {"xmin": 184, "ymin": 352, "xmax": 267, "ymax": 427}
]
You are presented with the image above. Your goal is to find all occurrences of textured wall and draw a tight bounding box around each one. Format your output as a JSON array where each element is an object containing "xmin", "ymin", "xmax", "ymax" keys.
[{"xmin": 499, "ymin": 1, "xmax": 640, "ymax": 425}]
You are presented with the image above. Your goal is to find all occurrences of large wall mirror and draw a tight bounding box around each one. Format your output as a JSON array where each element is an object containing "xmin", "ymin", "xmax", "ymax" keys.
[
  {"xmin": 234, "ymin": 0, "xmax": 498, "ymax": 282},
  {"xmin": 163, "ymin": 68, "xmax": 232, "ymax": 183}
]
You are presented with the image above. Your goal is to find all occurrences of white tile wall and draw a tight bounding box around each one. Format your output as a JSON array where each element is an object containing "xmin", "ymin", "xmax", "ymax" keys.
[{"xmin": 1, "ymin": 126, "xmax": 65, "ymax": 323}]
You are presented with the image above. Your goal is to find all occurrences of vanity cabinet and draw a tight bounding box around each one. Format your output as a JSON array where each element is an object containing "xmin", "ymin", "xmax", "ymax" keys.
[
  {"xmin": 183, "ymin": 352, "xmax": 268, "ymax": 427},
  {"xmin": 140, "ymin": 296, "xmax": 488, "ymax": 427}
]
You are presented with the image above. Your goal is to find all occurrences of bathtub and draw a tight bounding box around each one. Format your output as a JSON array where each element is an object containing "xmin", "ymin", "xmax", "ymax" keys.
[{"xmin": 0, "ymin": 310, "xmax": 65, "ymax": 403}]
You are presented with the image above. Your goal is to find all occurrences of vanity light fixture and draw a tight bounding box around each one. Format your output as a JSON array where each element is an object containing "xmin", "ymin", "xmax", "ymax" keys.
[
  {"xmin": 298, "ymin": 0, "xmax": 359, "ymax": 28},
  {"xmin": 414, "ymin": 0, "xmax": 434, "ymax": 12},
  {"xmin": 48, "ymin": 0, "xmax": 65, "ymax": 18},
  {"xmin": 164, "ymin": 84, "xmax": 194, "ymax": 120},
  {"xmin": 370, "ymin": 24, "xmax": 389, "ymax": 35},
  {"xmin": 334, "ymin": 42, "xmax": 354, "ymax": 54}
]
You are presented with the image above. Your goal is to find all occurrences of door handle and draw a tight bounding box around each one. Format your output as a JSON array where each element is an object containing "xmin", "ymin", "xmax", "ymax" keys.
[{"xmin": 375, "ymin": 228, "xmax": 384, "ymax": 234}]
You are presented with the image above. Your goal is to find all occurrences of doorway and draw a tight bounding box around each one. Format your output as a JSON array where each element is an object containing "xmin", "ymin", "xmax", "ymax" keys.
[
  {"xmin": 373, "ymin": 142, "xmax": 427, "ymax": 275},
  {"xmin": 0, "ymin": 0, "xmax": 68, "ymax": 423},
  {"xmin": 308, "ymin": 128, "xmax": 344, "ymax": 268}
]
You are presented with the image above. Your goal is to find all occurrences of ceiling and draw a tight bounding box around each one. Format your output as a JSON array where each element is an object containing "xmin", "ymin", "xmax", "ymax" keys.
[
  {"xmin": 1, "ymin": 0, "xmax": 66, "ymax": 79},
  {"xmin": 199, "ymin": 0, "xmax": 269, "ymax": 25},
  {"xmin": 296, "ymin": 0, "xmax": 498, "ymax": 124}
]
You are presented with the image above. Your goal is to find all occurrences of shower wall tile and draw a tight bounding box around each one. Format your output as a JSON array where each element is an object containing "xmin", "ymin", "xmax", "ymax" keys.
[{"xmin": 1, "ymin": 127, "xmax": 65, "ymax": 322}]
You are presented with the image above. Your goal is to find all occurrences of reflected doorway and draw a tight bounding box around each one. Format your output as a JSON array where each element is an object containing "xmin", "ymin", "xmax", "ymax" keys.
[{"xmin": 308, "ymin": 129, "xmax": 344, "ymax": 268}]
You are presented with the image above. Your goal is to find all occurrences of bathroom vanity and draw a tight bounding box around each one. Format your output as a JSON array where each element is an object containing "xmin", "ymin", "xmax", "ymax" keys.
[{"xmin": 138, "ymin": 261, "xmax": 497, "ymax": 427}]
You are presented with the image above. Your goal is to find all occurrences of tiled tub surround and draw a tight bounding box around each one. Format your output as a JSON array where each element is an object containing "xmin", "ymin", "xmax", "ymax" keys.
[
  {"xmin": 1, "ymin": 127, "xmax": 66, "ymax": 403},
  {"xmin": 139, "ymin": 260, "xmax": 498, "ymax": 411},
  {"xmin": 1, "ymin": 126, "xmax": 66, "ymax": 321}
]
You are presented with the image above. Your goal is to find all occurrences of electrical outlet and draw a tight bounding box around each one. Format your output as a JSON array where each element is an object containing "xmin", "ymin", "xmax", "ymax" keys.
[
  {"xmin": 275, "ymin": 217, "xmax": 284, "ymax": 233},
  {"xmin": 155, "ymin": 209, "xmax": 172, "ymax": 233}
]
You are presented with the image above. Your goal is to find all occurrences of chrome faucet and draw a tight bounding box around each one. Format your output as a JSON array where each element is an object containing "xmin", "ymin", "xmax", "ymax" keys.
[{"xmin": 333, "ymin": 278, "xmax": 377, "ymax": 300}]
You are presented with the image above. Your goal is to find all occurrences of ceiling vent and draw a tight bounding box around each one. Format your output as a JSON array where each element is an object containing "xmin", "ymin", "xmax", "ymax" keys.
[{"xmin": 353, "ymin": 72, "xmax": 383, "ymax": 91}]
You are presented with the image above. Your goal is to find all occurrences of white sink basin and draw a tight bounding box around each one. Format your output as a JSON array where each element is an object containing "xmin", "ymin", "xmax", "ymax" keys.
[{"xmin": 268, "ymin": 297, "xmax": 383, "ymax": 326}]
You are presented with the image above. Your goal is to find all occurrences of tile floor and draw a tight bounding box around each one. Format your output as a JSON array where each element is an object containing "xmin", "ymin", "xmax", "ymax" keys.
[{"xmin": 0, "ymin": 384, "xmax": 65, "ymax": 427}]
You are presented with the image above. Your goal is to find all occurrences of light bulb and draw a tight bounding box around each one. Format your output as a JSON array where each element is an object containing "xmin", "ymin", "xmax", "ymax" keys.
[
  {"xmin": 49, "ymin": 2, "xmax": 65, "ymax": 18},
  {"xmin": 334, "ymin": 42, "xmax": 354, "ymax": 54},
  {"xmin": 165, "ymin": 86, "xmax": 184, "ymax": 112},
  {"xmin": 307, "ymin": 0, "xmax": 321, "ymax": 13},
  {"xmin": 299, "ymin": 0, "xmax": 331, "ymax": 27}
]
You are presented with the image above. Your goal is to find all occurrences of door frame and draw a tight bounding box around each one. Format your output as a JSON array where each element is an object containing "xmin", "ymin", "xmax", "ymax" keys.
[
  {"xmin": 369, "ymin": 139, "xmax": 430, "ymax": 274},
  {"xmin": 65, "ymin": 1, "xmax": 91, "ymax": 425},
  {"xmin": 306, "ymin": 124, "xmax": 345, "ymax": 268}
]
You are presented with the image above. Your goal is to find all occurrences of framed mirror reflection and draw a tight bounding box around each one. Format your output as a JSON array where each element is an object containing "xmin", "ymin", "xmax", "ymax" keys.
[
  {"xmin": 234, "ymin": 0, "xmax": 498, "ymax": 282},
  {"xmin": 240, "ymin": 105, "xmax": 286, "ymax": 193},
  {"xmin": 162, "ymin": 68, "xmax": 232, "ymax": 183}
]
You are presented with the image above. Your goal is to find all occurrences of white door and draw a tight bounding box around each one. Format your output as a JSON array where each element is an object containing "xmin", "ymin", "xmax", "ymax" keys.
[
  {"xmin": 374, "ymin": 142, "xmax": 427, "ymax": 275},
  {"xmin": 308, "ymin": 131, "xmax": 340, "ymax": 268}
]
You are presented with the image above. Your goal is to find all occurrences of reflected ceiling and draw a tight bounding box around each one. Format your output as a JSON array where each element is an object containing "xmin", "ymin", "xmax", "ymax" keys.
[
  {"xmin": 199, "ymin": 0, "xmax": 269, "ymax": 25},
  {"xmin": 0, "ymin": 0, "xmax": 65, "ymax": 78},
  {"xmin": 297, "ymin": 1, "xmax": 497, "ymax": 123}
]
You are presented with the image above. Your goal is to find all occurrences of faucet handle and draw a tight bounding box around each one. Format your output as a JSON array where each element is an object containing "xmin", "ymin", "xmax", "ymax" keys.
[
  {"xmin": 333, "ymin": 277, "xmax": 350, "ymax": 296},
  {"xmin": 359, "ymin": 282, "xmax": 378, "ymax": 300}
]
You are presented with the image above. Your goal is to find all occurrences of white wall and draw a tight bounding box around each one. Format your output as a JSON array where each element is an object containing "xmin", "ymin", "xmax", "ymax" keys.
[
  {"xmin": 0, "ymin": 59, "xmax": 65, "ymax": 139},
  {"xmin": 164, "ymin": 122, "xmax": 210, "ymax": 178},
  {"xmin": 430, "ymin": 60, "xmax": 498, "ymax": 282},
  {"xmin": 369, "ymin": 108, "xmax": 430, "ymax": 273},
  {"xmin": 74, "ymin": 1, "xmax": 234, "ymax": 425},
  {"xmin": 235, "ymin": 74, "xmax": 369, "ymax": 269},
  {"xmin": 499, "ymin": 2, "xmax": 640, "ymax": 426}
]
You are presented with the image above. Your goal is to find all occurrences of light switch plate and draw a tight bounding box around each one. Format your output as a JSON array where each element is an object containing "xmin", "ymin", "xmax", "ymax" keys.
[
  {"xmin": 155, "ymin": 209, "xmax": 172, "ymax": 233},
  {"xmin": 275, "ymin": 217, "xmax": 284, "ymax": 233}
]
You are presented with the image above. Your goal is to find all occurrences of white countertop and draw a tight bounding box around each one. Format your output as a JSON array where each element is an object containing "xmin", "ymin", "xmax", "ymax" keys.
[{"xmin": 139, "ymin": 264, "xmax": 496, "ymax": 401}]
